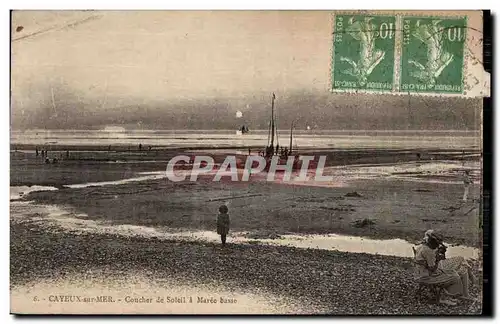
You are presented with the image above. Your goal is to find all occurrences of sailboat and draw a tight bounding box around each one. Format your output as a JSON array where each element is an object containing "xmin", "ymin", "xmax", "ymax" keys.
[
  {"xmin": 241, "ymin": 125, "xmax": 250, "ymax": 134},
  {"xmin": 261, "ymin": 93, "xmax": 318, "ymax": 172},
  {"xmin": 236, "ymin": 125, "xmax": 250, "ymax": 135},
  {"xmin": 260, "ymin": 93, "xmax": 295, "ymax": 170}
]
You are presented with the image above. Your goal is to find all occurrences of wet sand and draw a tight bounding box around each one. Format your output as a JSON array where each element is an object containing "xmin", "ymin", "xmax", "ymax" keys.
[
  {"xmin": 9, "ymin": 198, "xmax": 480, "ymax": 260},
  {"xmin": 10, "ymin": 146, "xmax": 480, "ymax": 185},
  {"xmin": 10, "ymin": 146, "xmax": 483, "ymax": 314},
  {"xmin": 12, "ymin": 151, "xmax": 482, "ymax": 247}
]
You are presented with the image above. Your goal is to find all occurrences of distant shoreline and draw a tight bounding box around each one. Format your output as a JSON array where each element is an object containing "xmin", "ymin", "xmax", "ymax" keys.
[
  {"xmin": 11, "ymin": 128, "xmax": 482, "ymax": 134},
  {"xmin": 10, "ymin": 130, "xmax": 482, "ymax": 152},
  {"xmin": 10, "ymin": 144, "xmax": 482, "ymax": 156}
]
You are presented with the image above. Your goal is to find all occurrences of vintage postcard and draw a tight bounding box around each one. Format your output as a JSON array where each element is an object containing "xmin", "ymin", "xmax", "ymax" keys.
[{"xmin": 10, "ymin": 10, "xmax": 490, "ymax": 315}]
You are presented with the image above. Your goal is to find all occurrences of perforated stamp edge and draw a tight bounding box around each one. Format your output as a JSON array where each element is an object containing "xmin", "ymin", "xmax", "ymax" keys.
[{"xmin": 330, "ymin": 10, "xmax": 488, "ymax": 98}]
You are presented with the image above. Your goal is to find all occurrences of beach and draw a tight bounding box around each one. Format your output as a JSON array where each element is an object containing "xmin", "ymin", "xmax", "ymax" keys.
[
  {"xmin": 10, "ymin": 8, "xmax": 488, "ymax": 316},
  {"xmin": 10, "ymin": 132, "xmax": 483, "ymax": 314},
  {"xmin": 10, "ymin": 221, "xmax": 482, "ymax": 315}
]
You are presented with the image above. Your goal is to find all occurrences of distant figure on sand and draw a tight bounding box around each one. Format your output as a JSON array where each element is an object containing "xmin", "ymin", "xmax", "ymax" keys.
[
  {"xmin": 139, "ymin": 143, "xmax": 142, "ymax": 150},
  {"xmin": 462, "ymin": 171, "xmax": 473, "ymax": 202},
  {"xmin": 35, "ymin": 147, "xmax": 39, "ymax": 157},
  {"xmin": 216, "ymin": 205, "xmax": 230, "ymax": 246}
]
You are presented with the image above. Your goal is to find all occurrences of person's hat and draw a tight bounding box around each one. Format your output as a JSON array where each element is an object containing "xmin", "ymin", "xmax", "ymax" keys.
[{"xmin": 425, "ymin": 229, "xmax": 443, "ymax": 243}]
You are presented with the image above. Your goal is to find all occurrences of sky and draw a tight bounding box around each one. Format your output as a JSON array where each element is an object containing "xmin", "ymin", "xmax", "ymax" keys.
[{"xmin": 10, "ymin": 10, "xmax": 484, "ymax": 130}]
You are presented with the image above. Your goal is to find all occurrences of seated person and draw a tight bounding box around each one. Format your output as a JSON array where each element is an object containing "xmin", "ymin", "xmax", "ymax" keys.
[{"xmin": 414, "ymin": 230, "xmax": 475, "ymax": 305}]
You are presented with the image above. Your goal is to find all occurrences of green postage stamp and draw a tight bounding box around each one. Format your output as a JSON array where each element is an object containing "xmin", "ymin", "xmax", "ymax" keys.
[
  {"xmin": 332, "ymin": 14, "xmax": 396, "ymax": 92},
  {"xmin": 400, "ymin": 16, "xmax": 467, "ymax": 94},
  {"xmin": 331, "ymin": 13, "xmax": 468, "ymax": 95}
]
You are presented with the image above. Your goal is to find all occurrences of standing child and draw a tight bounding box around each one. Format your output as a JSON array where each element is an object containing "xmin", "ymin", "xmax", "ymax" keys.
[
  {"xmin": 217, "ymin": 205, "xmax": 230, "ymax": 246},
  {"xmin": 463, "ymin": 170, "xmax": 473, "ymax": 202}
]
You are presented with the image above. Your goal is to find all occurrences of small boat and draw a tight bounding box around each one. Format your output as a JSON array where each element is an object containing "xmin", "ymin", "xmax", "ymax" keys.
[{"xmin": 236, "ymin": 125, "xmax": 250, "ymax": 135}]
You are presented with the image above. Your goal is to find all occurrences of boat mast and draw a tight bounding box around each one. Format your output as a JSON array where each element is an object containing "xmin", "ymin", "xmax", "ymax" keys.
[
  {"xmin": 289, "ymin": 121, "xmax": 294, "ymax": 155},
  {"xmin": 270, "ymin": 92, "xmax": 275, "ymax": 149},
  {"xmin": 267, "ymin": 120, "xmax": 271, "ymax": 145}
]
